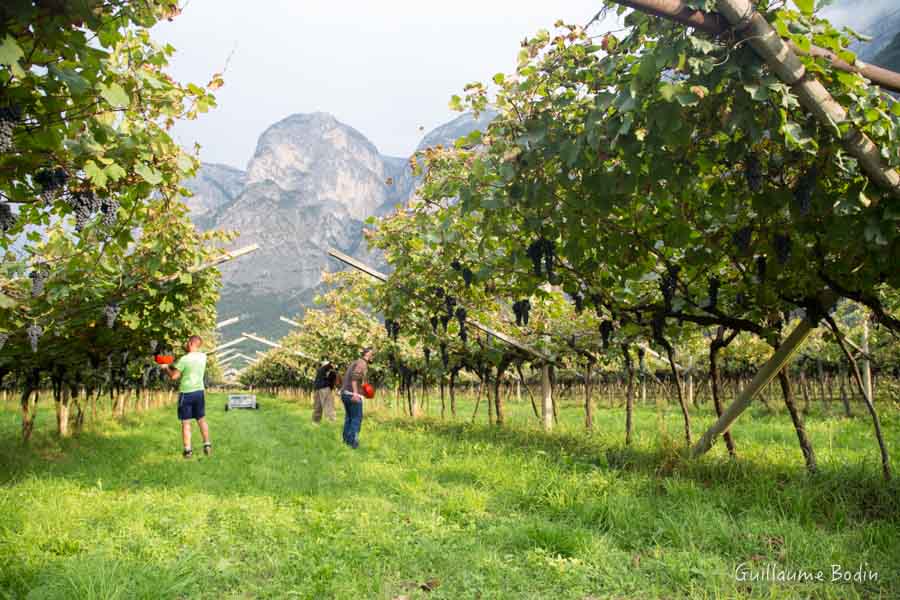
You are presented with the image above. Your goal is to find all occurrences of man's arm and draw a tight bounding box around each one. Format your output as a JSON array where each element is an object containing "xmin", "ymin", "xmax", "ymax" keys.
[
  {"xmin": 163, "ymin": 365, "xmax": 182, "ymax": 381},
  {"xmin": 349, "ymin": 361, "xmax": 364, "ymax": 402}
]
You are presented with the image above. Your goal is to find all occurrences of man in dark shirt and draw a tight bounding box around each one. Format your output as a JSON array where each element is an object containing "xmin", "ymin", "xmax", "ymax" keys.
[
  {"xmin": 312, "ymin": 360, "xmax": 337, "ymax": 423},
  {"xmin": 340, "ymin": 347, "xmax": 374, "ymax": 448}
]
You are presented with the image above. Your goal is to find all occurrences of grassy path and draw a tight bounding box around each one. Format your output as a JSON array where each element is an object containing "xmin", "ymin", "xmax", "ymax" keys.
[{"xmin": 0, "ymin": 394, "xmax": 898, "ymax": 598}]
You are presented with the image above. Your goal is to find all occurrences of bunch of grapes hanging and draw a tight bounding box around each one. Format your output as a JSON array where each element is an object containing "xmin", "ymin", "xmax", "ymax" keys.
[
  {"xmin": 430, "ymin": 316, "xmax": 439, "ymax": 334},
  {"xmin": 600, "ymin": 320, "xmax": 614, "ymax": 350},
  {"xmin": 512, "ymin": 299, "xmax": 531, "ymax": 326},
  {"xmin": 773, "ymin": 234, "xmax": 791, "ymax": 265},
  {"xmin": 35, "ymin": 167, "xmax": 68, "ymax": 203},
  {"xmin": 651, "ymin": 311, "xmax": 666, "ymax": 345},
  {"xmin": 793, "ymin": 168, "xmax": 816, "ymax": 216},
  {"xmin": 462, "ymin": 267, "xmax": 473, "ymax": 287},
  {"xmin": 572, "ymin": 291, "xmax": 584, "ymax": 314},
  {"xmin": 0, "ymin": 202, "xmax": 16, "ymax": 233},
  {"xmin": 732, "ymin": 227, "xmax": 752, "ymax": 254},
  {"xmin": 104, "ymin": 303, "xmax": 121, "ymax": 328},
  {"xmin": 26, "ymin": 324, "xmax": 42, "ymax": 353},
  {"xmin": 444, "ymin": 295, "xmax": 457, "ymax": 318},
  {"xmin": 100, "ymin": 198, "xmax": 119, "ymax": 227},
  {"xmin": 756, "ymin": 256, "xmax": 767, "ymax": 282},
  {"xmin": 66, "ymin": 191, "xmax": 102, "ymax": 232},
  {"xmin": 0, "ymin": 105, "xmax": 21, "ymax": 154},
  {"xmin": 423, "ymin": 347, "xmax": 431, "ymax": 364},
  {"xmin": 744, "ymin": 155, "xmax": 763, "ymax": 193},
  {"xmin": 526, "ymin": 237, "xmax": 555, "ymax": 279},
  {"xmin": 707, "ymin": 277, "xmax": 720, "ymax": 310},
  {"xmin": 440, "ymin": 342, "xmax": 449, "ymax": 370},
  {"xmin": 29, "ymin": 266, "xmax": 49, "ymax": 297},
  {"xmin": 455, "ymin": 307, "xmax": 468, "ymax": 342},
  {"xmin": 660, "ymin": 269, "xmax": 677, "ymax": 312}
]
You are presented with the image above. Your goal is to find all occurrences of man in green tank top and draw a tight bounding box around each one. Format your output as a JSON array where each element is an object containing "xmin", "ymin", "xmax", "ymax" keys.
[{"xmin": 163, "ymin": 335, "xmax": 211, "ymax": 458}]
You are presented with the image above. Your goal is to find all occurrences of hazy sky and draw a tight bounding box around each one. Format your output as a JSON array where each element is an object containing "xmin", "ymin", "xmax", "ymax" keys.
[
  {"xmin": 153, "ymin": 0, "xmax": 605, "ymax": 170},
  {"xmin": 152, "ymin": 1, "xmax": 885, "ymax": 171}
]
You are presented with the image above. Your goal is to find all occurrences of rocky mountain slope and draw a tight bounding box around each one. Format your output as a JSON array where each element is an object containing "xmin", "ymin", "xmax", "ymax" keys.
[{"xmin": 183, "ymin": 111, "xmax": 492, "ymax": 347}]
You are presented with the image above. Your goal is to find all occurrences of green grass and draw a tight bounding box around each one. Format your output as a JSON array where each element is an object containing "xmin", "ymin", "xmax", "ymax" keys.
[{"xmin": 0, "ymin": 392, "xmax": 898, "ymax": 599}]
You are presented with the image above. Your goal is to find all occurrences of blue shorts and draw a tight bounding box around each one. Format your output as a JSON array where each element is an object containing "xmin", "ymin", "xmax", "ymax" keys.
[{"xmin": 177, "ymin": 390, "xmax": 206, "ymax": 421}]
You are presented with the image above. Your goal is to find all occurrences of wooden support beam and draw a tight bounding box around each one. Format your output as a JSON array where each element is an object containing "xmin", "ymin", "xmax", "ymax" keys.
[
  {"xmin": 215, "ymin": 348, "xmax": 239, "ymax": 360},
  {"xmin": 611, "ymin": 0, "xmax": 900, "ymax": 95},
  {"xmin": 328, "ymin": 247, "xmax": 552, "ymax": 362},
  {"xmin": 213, "ymin": 337, "xmax": 246, "ymax": 353},
  {"xmin": 242, "ymin": 332, "xmax": 281, "ymax": 349},
  {"xmin": 185, "ymin": 244, "xmax": 260, "ymax": 277},
  {"xmin": 234, "ymin": 353, "xmax": 258, "ymax": 364},
  {"xmin": 216, "ymin": 316, "xmax": 240, "ymax": 329},
  {"xmin": 541, "ymin": 364, "xmax": 553, "ymax": 431},
  {"xmin": 280, "ymin": 316, "xmax": 301, "ymax": 327},
  {"xmin": 691, "ymin": 316, "xmax": 817, "ymax": 457},
  {"xmin": 242, "ymin": 332, "xmax": 318, "ymax": 363}
]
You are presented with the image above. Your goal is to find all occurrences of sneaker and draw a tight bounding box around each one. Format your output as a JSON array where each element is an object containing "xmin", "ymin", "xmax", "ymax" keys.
[
  {"xmin": 183, "ymin": 448, "xmax": 193, "ymax": 459},
  {"xmin": 203, "ymin": 443, "xmax": 212, "ymax": 457}
]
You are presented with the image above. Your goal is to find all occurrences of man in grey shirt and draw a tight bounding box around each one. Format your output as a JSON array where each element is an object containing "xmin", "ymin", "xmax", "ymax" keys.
[{"xmin": 340, "ymin": 347, "xmax": 374, "ymax": 448}]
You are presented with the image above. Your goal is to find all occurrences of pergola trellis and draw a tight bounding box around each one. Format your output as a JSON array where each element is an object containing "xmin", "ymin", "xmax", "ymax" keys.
[{"xmin": 327, "ymin": 247, "xmax": 558, "ymax": 430}]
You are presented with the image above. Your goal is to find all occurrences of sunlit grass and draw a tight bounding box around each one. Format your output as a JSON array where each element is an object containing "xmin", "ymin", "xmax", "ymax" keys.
[{"xmin": 0, "ymin": 392, "xmax": 897, "ymax": 599}]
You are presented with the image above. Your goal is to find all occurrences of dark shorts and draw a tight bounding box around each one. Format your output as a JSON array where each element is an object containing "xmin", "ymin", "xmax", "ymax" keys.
[{"xmin": 177, "ymin": 390, "xmax": 205, "ymax": 421}]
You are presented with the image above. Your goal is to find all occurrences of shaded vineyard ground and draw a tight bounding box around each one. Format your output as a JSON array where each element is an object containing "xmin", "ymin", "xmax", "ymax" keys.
[{"xmin": 0, "ymin": 392, "xmax": 898, "ymax": 599}]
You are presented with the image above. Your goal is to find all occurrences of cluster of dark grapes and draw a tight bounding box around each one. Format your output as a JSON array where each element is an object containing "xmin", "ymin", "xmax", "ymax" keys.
[
  {"xmin": 430, "ymin": 316, "xmax": 439, "ymax": 334},
  {"xmin": 66, "ymin": 191, "xmax": 102, "ymax": 231},
  {"xmin": 512, "ymin": 299, "xmax": 531, "ymax": 326},
  {"xmin": 744, "ymin": 155, "xmax": 763, "ymax": 193},
  {"xmin": 651, "ymin": 310, "xmax": 666, "ymax": 342},
  {"xmin": 600, "ymin": 320, "xmax": 614, "ymax": 350},
  {"xmin": 793, "ymin": 168, "xmax": 816, "ymax": 216},
  {"xmin": 735, "ymin": 291, "xmax": 747, "ymax": 307},
  {"xmin": 444, "ymin": 295, "xmax": 457, "ymax": 318},
  {"xmin": 526, "ymin": 237, "xmax": 555, "ymax": 279},
  {"xmin": 29, "ymin": 265, "xmax": 49, "ymax": 297},
  {"xmin": 0, "ymin": 332, "xmax": 8, "ymax": 351},
  {"xmin": 439, "ymin": 314, "xmax": 451, "ymax": 332},
  {"xmin": 773, "ymin": 234, "xmax": 791, "ymax": 265},
  {"xmin": 450, "ymin": 260, "xmax": 474, "ymax": 287},
  {"xmin": 455, "ymin": 307, "xmax": 468, "ymax": 342},
  {"xmin": 756, "ymin": 256, "xmax": 767, "ymax": 282},
  {"xmin": 572, "ymin": 291, "xmax": 584, "ymax": 314},
  {"xmin": 0, "ymin": 105, "xmax": 21, "ymax": 154},
  {"xmin": 637, "ymin": 347, "xmax": 646, "ymax": 372},
  {"xmin": 440, "ymin": 342, "xmax": 449, "ymax": 369},
  {"xmin": 660, "ymin": 269, "xmax": 677, "ymax": 311},
  {"xmin": 100, "ymin": 198, "xmax": 119, "ymax": 227},
  {"xmin": 384, "ymin": 319, "xmax": 401, "ymax": 341},
  {"xmin": 423, "ymin": 348, "xmax": 431, "ymax": 364},
  {"xmin": 732, "ymin": 226, "xmax": 752, "ymax": 254},
  {"xmin": 35, "ymin": 168, "xmax": 68, "ymax": 202},
  {"xmin": 26, "ymin": 324, "xmax": 42, "ymax": 353},
  {"xmin": 707, "ymin": 276, "xmax": 720, "ymax": 310},
  {"xmin": 104, "ymin": 303, "xmax": 121, "ymax": 328},
  {"xmin": 432, "ymin": 286, "xmax": 445, "ymax": 298},
  {"xmin": 462, "ymin": 267, "xmax": 473, "ymax": 287},
  {"xmin": 0, "ymin": 201, "xmax": 16, "ymax": 233}
]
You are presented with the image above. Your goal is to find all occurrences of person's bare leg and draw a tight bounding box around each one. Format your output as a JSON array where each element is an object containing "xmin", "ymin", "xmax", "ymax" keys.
[
  {"xmin": 197, "ymin": 417, "xmax": 210, "ymax": 444},
  {"xmin": 182, "ymin": 421, "xmax": 191, "ymax": 449}
]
